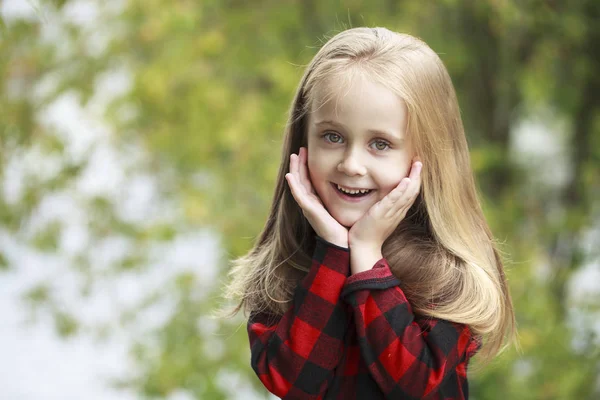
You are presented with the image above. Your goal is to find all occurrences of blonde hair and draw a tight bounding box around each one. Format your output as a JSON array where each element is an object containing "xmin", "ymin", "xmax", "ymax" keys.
[{"xmin": 222, "ymin": 27, "xmax": 517, "ymax": 365}]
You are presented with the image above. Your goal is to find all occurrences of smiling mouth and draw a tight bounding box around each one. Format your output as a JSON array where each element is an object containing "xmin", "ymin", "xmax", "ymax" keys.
[{"xmin": 332, "ymin": 183, "xmax": 374, "ymax": 198}]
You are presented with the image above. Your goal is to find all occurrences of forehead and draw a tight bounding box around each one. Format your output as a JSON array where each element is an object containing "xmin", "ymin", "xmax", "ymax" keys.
[
  {"xmin": 307, "ymin": 73, "xmax": 408, "ymax": 134},
  {"xmin": 309, "ymin": 72, "xmax": 356, "ymax": 114}
]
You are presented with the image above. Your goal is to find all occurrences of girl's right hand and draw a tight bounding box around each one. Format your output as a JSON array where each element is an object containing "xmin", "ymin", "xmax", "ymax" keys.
[{"xmin": 285, "ymin": 147, "xmax": 349, "ymax": 248}]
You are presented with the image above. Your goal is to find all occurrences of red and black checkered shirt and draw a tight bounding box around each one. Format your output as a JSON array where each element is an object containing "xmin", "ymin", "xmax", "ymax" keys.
[{"xmin": 248, "ymin": 236, "xmax": 481, "ymax": 399}]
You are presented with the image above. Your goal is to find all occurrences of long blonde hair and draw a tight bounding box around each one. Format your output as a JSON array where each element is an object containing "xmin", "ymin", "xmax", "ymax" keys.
[{"xmin": 222, "ymin": 27, "xmax": 516, "ymax": 364}]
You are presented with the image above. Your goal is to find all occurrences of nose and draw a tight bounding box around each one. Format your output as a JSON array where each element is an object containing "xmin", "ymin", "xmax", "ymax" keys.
[{"xmin": 337, "ymin": 149, "xmax": 367, "ymax": 176}]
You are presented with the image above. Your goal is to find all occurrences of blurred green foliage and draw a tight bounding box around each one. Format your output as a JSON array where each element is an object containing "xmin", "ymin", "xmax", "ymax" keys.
[{"xmin": 1, "ymin": 0, "xmax": 599, "ymax": 399}]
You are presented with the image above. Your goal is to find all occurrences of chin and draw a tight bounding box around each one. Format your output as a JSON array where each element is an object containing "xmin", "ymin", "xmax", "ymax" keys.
[{"xmin": 331, "ymin": 212, "xmax": 361, "ymax": 229}]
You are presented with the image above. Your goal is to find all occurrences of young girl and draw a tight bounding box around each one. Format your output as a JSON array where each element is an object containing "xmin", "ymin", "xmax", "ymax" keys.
[{"xmin": 224, "ymin": 27, "xmax": 516, "ymax": 399}]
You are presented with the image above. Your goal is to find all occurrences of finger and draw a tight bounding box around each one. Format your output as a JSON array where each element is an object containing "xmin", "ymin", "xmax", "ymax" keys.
[
  {"xmin": 286, "ymin": 172, "xmax": 306, "ymax": 208},
  {"xmin": 292, "ymin": 152, "xmax": 300, "ymax": 177},
  {"xmin": 380, "ymin": 178, "xmax": 414, "ymax": 218},
  {"xmin": 376, "ymin": 160, "xmax": 422, "ymax": 220},
  {"xmin": 287, "ymin": 172, "xmax": 326, "ymax": 223},
  {"xmin": 288, "ymin": 153, "xmax": 296, "ymax": 177},
  {"xmin": 389, "ymin": 178, "xmax": 410, "ymax": 202},
  {"xmin": 387, "ymin": 159, "xmax": 420, "ymax": 204},
  {"xmin": 298, "ymin": 147, "xmax": 312, "ymax": 191},
  {"xmin": 406, "ymin": 161, "xmax": 423, "ymax": 198},
  {"xmin": 388, "ymin": 172, "xmax": 424, "ymax": 219},
  {"xmin": 369, "ymin": 178, "xmax": 408, "ymax": 219},
  {"xmin": 409, "ymin": 160, "xmax": 422, "ymax": 181}
]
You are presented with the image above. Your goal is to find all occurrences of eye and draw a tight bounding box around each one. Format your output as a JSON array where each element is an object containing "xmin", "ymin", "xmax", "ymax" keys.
[
  {"xmin": 371, "ymin": 140, "xmax": 391, "ymax": 151},
  {"xmin": 323, "ymin": 132, "xmax": 343, "ymax": 144}
]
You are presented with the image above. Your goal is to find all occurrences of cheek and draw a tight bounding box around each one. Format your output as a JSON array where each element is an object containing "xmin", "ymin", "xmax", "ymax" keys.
[
  {"xmin": 377, "ymin": 185, "xmax": 396, "ymax": 201},
  {"xmin": 377, "ymin": 163, "xmax": 412, "ymax": 196},
  {"xmin": 307, "ymin": 154, "xmax": 326, "ymax": 180},
  {"xmin": 307, "ymin": 158, "xmax": 317, "ymax": 180},
  {"xmin": 307, "ymin": 158, "xmax": 323, "ymax": 192}
]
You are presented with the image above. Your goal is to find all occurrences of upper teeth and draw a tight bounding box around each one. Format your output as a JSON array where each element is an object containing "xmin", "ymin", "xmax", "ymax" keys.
[{"xmin": 337, "ymin": 184, "xmax": 371, "ymax": 194}]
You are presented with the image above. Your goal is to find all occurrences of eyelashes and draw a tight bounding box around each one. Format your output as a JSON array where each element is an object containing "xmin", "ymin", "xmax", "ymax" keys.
[{"xmin": 321, "ymin": 132, "xmax": 392, "ymax": 152}]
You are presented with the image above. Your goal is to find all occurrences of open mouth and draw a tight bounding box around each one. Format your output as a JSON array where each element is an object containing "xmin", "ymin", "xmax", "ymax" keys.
[{"xmin": 332, "ymin": 183, "xmax": 374, "ymax": 198}]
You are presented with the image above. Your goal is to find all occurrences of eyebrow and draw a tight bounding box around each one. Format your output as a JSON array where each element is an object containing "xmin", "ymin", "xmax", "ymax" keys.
[{"xmin": 314, "ymin": 120, "xmax": 404, "ymax": 142}]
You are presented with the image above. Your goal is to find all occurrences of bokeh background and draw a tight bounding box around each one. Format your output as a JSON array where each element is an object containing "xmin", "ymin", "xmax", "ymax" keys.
[{"xmin": 1, "ymin": 0, "xmax": 599, "ymax": 399}]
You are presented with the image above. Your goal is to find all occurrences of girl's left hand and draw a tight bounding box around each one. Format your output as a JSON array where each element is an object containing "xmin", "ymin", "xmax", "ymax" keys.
[{"xmin": 348, "ymin": 158, "xmax": 423, "ymax": 252}]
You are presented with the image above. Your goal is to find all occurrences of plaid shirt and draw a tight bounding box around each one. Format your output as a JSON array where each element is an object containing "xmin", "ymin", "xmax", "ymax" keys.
[{"xmin": 248, "ymin": 236, "xmax": 480, "ymax": 399}]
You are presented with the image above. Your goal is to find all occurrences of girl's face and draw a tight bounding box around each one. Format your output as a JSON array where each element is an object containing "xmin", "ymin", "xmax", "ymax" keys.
[{"xmin": 306, "ymin": 74, "xmax": 415, "ymax": 228}]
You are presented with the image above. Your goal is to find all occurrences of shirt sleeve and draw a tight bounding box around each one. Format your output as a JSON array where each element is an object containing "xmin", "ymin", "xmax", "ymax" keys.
[
  {"xmin": 340, "ymin": 258, "xmax": 479, "ymax": 399},
  {"xmin": 247, "ymin": 236, "xmax": 351, "ymax": 399}
]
